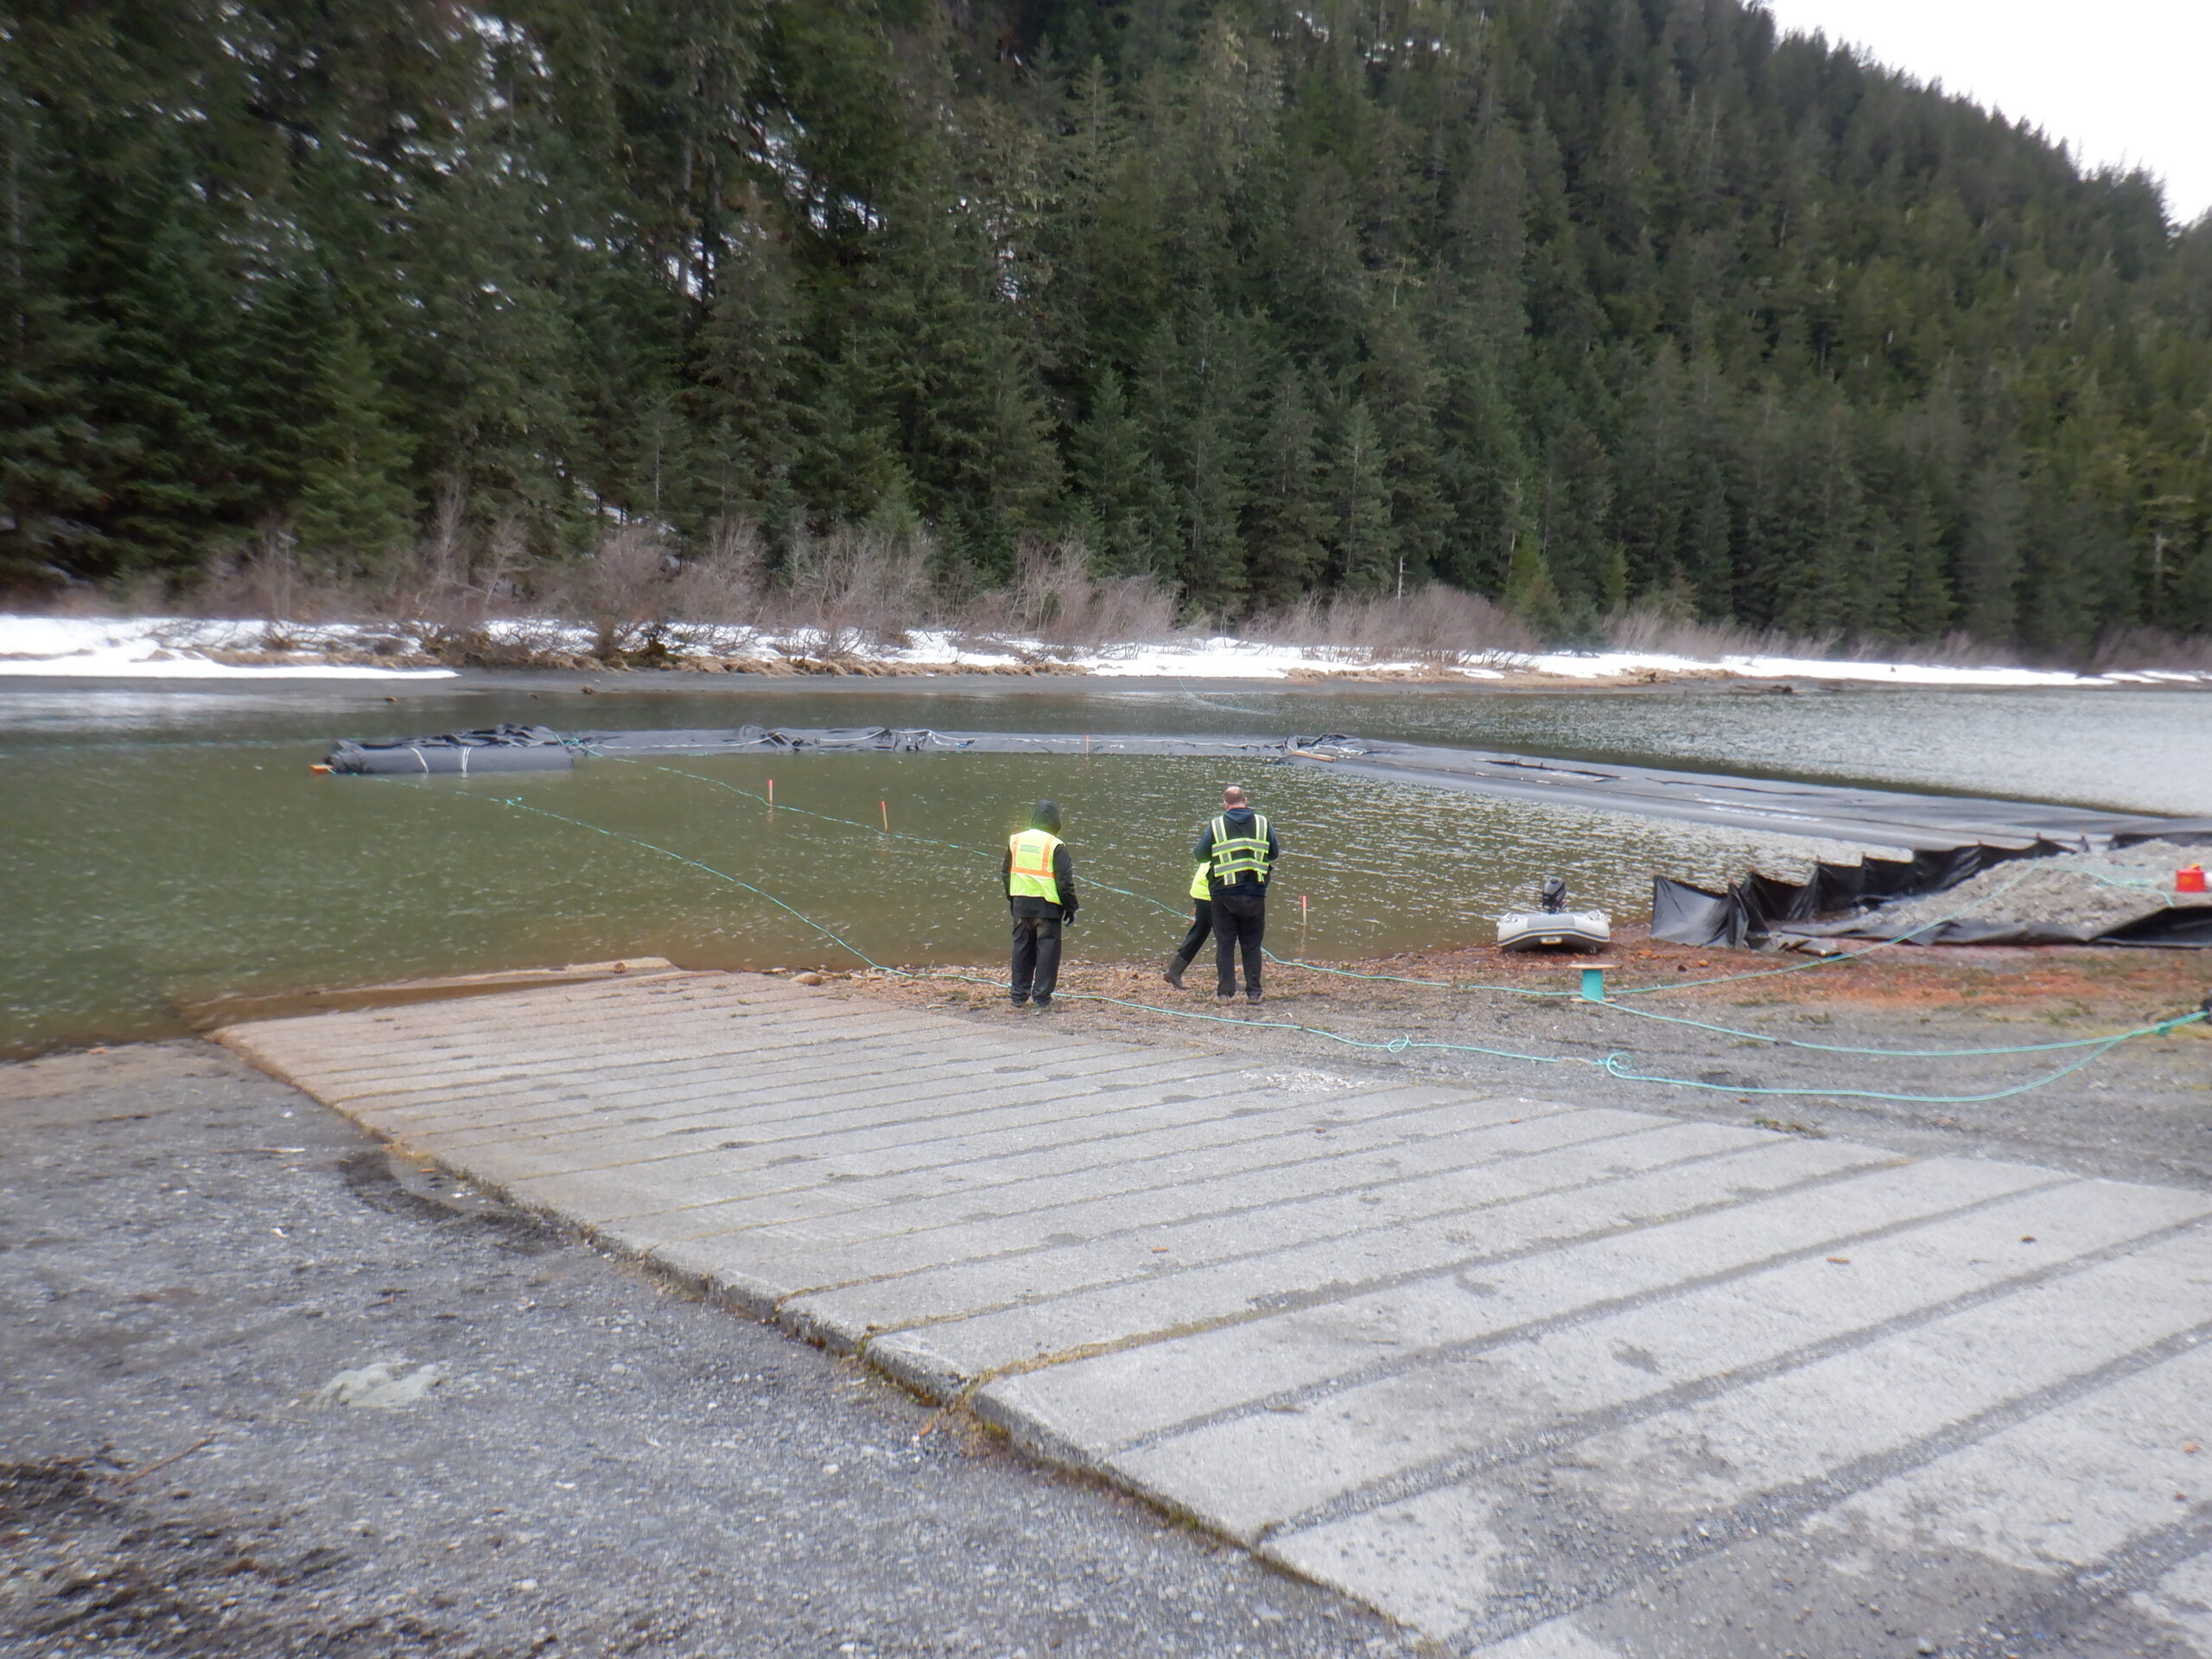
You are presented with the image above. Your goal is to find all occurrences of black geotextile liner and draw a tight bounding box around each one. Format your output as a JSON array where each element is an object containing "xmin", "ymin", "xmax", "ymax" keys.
[
  {"xmin": 2094, "ymin": 906, "xmax": 2212, "ymax": 947},
  {"xmin": 327, "ymin": 725, "xmax": 1364, "ymax": 765},
  {"xmin": 321, "ymin": 722, "xmax": 2179, "ymax": 851},
  {"xmin": 574, "ymin": 728, "xmax": 1360, "ymax": 759},
  {"xmin": 322, "ymin": 723, "xmax": 573, "ymax": 775},
  {"xmin": 2114, "ymin": 818, "xmax": 2212, "ymax": 849},
  {"xmin": 1649, "ymin": 843, "xmax": 2057, "ymax": 950},
  {"xmin": 1300, "ymin": 745, "xmax": 2179, "ymax": 851},
  {"xmin": 580, "ymin": 725, "xmax": 974, "ymax": 754},
  {"xmin": 321, "ymin": 721, "xmax": 2197, "ymax": 939},
  {"xmin": 1653, "ymin": 846, "xmax": 2212, "ymax": 950}
]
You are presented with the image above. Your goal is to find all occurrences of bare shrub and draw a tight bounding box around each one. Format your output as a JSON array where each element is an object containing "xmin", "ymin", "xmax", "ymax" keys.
[
  {"xmin": 1251, "ymin": 584, "xmax": 1538, "ymax": 665},
  {"xmin": 546, "ymin": 523, "xmax": 680, "ymax": 660},
  {"xmin": 356, "ymin": 497, "xmax": 522, "ymax": 634},
  {"xmin": 1600, "ymin": 604, "xmax": 1838, "ymax": 663},
  {"xmin": 667, "ymin": 517, "xmax": 771, "ymax": 631},
  {"xmin": 1867, "ymin": 630, "xmax": 2034, "ymax": 669},
  {"xmin": 779, "ymin": 524, "xmax": 936, "ymax": 656},
  {"xmin": 2088, "ymin": 626, "xmax": 2212, "ymax": 675},
  {"xmin": 969, "ymin": 540, "xmax": 1179, "ymax": 652},
  {"xmin": 378, "ymin": 497, "xmax": 478, "ymax": 626},
  {"xmin": 189, "ymin": 524, "xmax": 327, "ymax": 641},
  {"xmin": 1601, "ymin": 607, "xmax": 2082, "ymax": 671},
  {"xmin": 22, "ymin": 578, "xmax": 125, "ymax": 618}
]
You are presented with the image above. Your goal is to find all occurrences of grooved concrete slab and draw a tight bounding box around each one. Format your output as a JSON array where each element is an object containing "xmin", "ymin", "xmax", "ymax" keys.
[{"xmin": 219, "ymin": 972, "xmax": 2212, "ymax": 1655}]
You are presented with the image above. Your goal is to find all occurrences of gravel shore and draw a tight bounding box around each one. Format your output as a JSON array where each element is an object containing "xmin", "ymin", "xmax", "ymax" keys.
[
  {"xmin": 1860, "ymin": 839, "xmax": 2212, "ymax": 936},
  {"xmin": 849, "ymin": 926, "xmax": 2212, "ymax": 1190}
]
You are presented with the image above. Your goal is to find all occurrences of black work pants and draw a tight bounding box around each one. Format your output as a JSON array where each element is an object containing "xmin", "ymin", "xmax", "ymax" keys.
[
  {"xmin": 1169, "ymin": 899, "xmax": 1212, "ymax": 968},
  {"xmin": 1213, "ymin": 891, "xmax": 1265, "ymax": 998},
  {"xmin": 1010, "ymin": 913, "xmax": 1063, "ymax": 1004}
]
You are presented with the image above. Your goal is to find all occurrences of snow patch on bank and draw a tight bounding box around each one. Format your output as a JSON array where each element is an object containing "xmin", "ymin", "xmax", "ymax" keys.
[
  {"xmin": 0, "ymin": 613, "xmax": 2204, "ymax": 688},
  {"xmin": 0, "ymin": 616, "xmax": 458, "ymax": 680},
  {"xmin": 1516, "ymin": 650, "xmax": 2114, "ymax": 688}
]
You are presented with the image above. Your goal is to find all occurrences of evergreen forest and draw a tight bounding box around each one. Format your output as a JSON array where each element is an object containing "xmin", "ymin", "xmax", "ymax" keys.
[{"xmin": 6, "ymin": 0, "xmax": 2211, "ymax": 652}]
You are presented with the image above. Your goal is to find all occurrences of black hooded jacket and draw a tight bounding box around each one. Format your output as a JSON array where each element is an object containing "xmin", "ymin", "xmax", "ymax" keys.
[{"xmin": 1002, "ymin": 836, "xmax": 1078, "ymax": 920}]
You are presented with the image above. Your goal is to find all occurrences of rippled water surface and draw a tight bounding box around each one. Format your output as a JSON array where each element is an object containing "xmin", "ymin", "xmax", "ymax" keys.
[{"xmin": 3, "ymin": 674, "xmax": 2199, "ymax": 1054}]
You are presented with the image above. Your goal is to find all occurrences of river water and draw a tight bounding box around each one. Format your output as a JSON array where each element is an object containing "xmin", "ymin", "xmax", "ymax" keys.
[{"xmin": 3, "ymin": 676, "xmax": 2203, "ymax": 1056}]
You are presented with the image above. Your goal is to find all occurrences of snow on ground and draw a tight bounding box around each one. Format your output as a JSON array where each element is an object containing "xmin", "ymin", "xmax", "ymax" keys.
[
  {"xmin": 1517, "ymin": 649, "xmax": 2117, "ymax": 688},
  {"xmin": 0, "ymin": 616, "xmax": 457, "ymax": 680},
  {"xmin": 0, "ymin": 613, "xmax": 2204, "ymax": 688}
]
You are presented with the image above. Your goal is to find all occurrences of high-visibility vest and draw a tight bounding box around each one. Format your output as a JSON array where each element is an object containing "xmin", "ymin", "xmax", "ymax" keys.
[
  {"xmin": 1207, "ymin": 814, "xmax": 1271, "ymax": 887},
  {"xmin": 1007, "ymin": 828, "xmax": 1063, "ymax": 904},
  {"xmin": 1188, "ymin": 863, "xmax": 1211, "ymax": 901}
]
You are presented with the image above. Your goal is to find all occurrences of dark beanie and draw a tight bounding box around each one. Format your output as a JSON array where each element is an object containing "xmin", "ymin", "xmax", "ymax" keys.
[{"xmin": 1032, "ymin": 799, "xmax": 1062, "ymax": 833}]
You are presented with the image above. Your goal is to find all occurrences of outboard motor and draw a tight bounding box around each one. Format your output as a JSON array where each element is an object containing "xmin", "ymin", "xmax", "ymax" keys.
[{"xmin": 1498, "ymin": 875, "xmax": 1612, "ymax": 953}]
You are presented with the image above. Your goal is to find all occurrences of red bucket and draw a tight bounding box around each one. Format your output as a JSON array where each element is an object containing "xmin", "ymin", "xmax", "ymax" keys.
[{"xmin": 2180, "ymin": 864, "xmax": 2209, "ymax": 894}]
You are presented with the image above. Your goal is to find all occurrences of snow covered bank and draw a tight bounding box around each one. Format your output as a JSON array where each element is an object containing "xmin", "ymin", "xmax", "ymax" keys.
[
  {"xmin": 1, "ymin": 613, "xmax": 2204, "ymax": 688},
  {"xmin": 0, "ymin": 616, "xmax": 457, "ymax": 680},
  {"xmin": 1516, "ymin": 649, "xmax": 2125, "ymax": 689}
]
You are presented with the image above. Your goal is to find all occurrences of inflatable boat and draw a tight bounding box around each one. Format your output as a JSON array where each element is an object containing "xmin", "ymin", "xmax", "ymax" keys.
[{"xmin": 1497, "ymin": 878, "xmax": 1611, "ymax": 952}]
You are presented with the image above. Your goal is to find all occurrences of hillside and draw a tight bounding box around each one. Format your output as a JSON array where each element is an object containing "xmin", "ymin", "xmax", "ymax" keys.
[{"xmin": 3, "ymin": 0, "xmax": 2209, "ymax": 652}]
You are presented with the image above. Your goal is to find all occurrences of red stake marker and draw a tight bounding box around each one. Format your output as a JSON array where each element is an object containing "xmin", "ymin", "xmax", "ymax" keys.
[
  {"xmin": 880, "ymin": 799, "xmax": 890, "ymax": 832},
  {"xmin": 767, "ymin": 779, "xmax": 774, "ymax": 808}
]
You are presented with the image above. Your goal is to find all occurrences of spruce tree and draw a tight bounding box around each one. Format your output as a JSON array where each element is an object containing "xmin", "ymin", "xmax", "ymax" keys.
[
  {"xmin": 0, "ymin": 94, "xmax": 100, "ymax": 580},
  {"xmin": 1957, "ymin": 458, "xmax": 2025, "ymax": 642},
  {"xmin": 1069, "ymin": 368, "xmax": 1175, "ymax": 575},
  {"xmin": 1537, "ymin": 422, "xmax": 1625, "ymax": 620},
  {"xmin": 1363, "ymin": 303, "xmax": 1450, "ymax": 585},
  {"xmin": 692, "ymin": 219, "xmax": 804, "ymax": 534},
  {"xmin": 1329, "ymin": 398, "xmax": 1397, "ymax": 595},
  {"xmin": 4, "ymin": 0, "xmax": 2210, "ymax": 658},
  {"xmin": 1244, "ymin": 369, "xmax": 1327, "ymax": 610},
  {"xmin": 66, "ymin": 152, "xmax": 254, "ymax": 575},
  {"xmin": 292, "ymin": 321, "xmax": 418, "ymax": 563}
]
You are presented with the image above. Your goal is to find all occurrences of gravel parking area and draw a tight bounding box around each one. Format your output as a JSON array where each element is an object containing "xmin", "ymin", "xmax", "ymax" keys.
[{"xmin": 0, "ymin": 1044, "xmax": 1395, "ymax": 1658}]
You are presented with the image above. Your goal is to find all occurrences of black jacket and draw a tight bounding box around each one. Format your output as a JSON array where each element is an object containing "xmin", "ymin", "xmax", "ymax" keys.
[
  {"xmin": 1193, "ymin": 808, "xmax": 1281, "ymax": 895},
  {"xmin": 1002, "ymin": 838, "xmax": 1078, "ymax": 920}
]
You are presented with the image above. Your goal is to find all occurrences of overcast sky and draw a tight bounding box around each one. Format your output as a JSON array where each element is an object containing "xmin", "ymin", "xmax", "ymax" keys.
[{"xmin": 1755, "ymin": 0, "xmax": 2212, "ymax": 226}]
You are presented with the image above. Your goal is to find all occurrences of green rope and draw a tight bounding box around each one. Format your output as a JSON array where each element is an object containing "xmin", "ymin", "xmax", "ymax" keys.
[
  {"xmin": 579, "ymin": 742, "xmax": 2202, "ymax": 1009},
  {"xmin": 427, "ymin": 784, "xmax": 887, "ymax": 969},
  {"xmin": 588, "ymin": 747, "xmax": 1986, "ymax": 1003},
  {"xmin": 613, "ymin": 753, "xmax": 1195, "ymax": 921},
  {"xmin": 570, "ymin": 752, "xmax": 2194, "ymax": 1065},
  {"xmin": 903, "ymin": 969, "xmax": 2205, "ymax": 1093},
  {"xmin": 621, "ymin": 755, "xmax": 1577, "ymax": 996},
  {"xmin": 1595, "ymin": 1017, "xmax": 2204, "ymax": 1104},
  {"xmin": 909, "ymin": 967, "xmax": 1573, "ymax": 1065},
  {"xmin": 1585, "ymin": 997, "xmax": 2209, "ymax": 1058},
  {"xmin": 384, "ymin": 779, "xmax": 2203, "ymax": 1109}
]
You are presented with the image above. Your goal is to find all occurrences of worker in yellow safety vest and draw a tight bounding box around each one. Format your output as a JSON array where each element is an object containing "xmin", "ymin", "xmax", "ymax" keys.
[
  {"xmin": 1002, "ymin": 799, "xmax": 1078, "ymax": 1009},
  {"xmin": 1161, "ymin": 857, "xmax": 1213, "ymax": 991},
  {"xmin": 1192, "ymin": 784, "xmax": 1280, "ymax": 1001}
]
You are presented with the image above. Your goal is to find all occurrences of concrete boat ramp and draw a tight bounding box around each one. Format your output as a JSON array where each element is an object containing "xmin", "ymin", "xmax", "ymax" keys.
[{"xmin": 219, "ymin": 970, "xmax": 2212, "ymax": 1655}]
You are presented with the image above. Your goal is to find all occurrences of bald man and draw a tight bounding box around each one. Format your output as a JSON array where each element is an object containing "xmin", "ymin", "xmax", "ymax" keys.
[{"xmin": 1192, "ymin": 785, "xmax": 1280, "ymax": 1001}]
